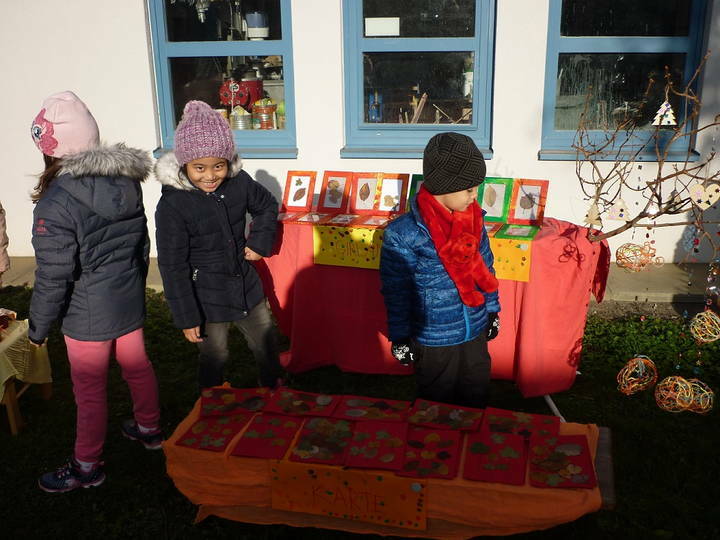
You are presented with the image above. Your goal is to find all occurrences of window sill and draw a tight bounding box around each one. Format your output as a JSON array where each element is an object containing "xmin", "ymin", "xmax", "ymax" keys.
[
  {"xmin": 341, "ymin": 145, "xmax": 494, "ymax": 160},
  {"xmin": 154, "ymin": 146, "xmax": 298, "ymax": 160},
  {"xmin": 538, "ymin": 148, "xmax": 700, "ymax": 162}
]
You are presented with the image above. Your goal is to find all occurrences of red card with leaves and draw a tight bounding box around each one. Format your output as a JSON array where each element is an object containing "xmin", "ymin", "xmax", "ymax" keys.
[
  {"xmin": 528, "ymin": 434, "xmax": 597, "ymax": 489},
  {"xmin": 463, "ymin": 429, "xmax": 527, "ymax": 485},
  {"xmin": 199, "ymin": 387, "xmax": 270, "ymax": 417},
  {"xmin": 264, "ymin": 389, "xmax": 339, "ymax": 417},
  {"xmin": 175, "ymin": 413, "xmax": 252, "ymax": 452},
  {"xmin": 483, "ymin": 407, "xmax": 561, "ymax": 438},
  {"xmin": 230, "ymin": 413, "xmax": 302, "ymax": 459},
  {"xmin": 288, "ymin": 417, "xmax": 353, "ymax": 465},
  {"xmin": 333, "ymin": 395, "xmax": 411, "ymax": 422},
  {"xmin": 345, "ymin": 421, "xmax": 407, "ymax": 471},
  {"xmin": 397, "ymin": 426, "xmax": 462, "ymax": 479},
  {"xmin": 407, "ymin": 399, "xmax": 484, "ymax": 431}
]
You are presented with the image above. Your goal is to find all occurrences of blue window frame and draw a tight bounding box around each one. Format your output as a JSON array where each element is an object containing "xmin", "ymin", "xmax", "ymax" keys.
[
  {"xmin": 540, "ymin": 0, "xmax": 709, "ymax": 161},
  {"xmin": 341, "ymin": 0, "xmax": 496, "ymax": 159},
  {"xmin": 148, "ymin": 0, "xmax": 297, "ymax": 158}
]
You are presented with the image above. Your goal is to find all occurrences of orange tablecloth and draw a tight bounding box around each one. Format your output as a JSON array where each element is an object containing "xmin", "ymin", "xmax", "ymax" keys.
[
  {"xmin": 165, "ymin": 398, "xmax": 602, "ymax": 538},
  {"xmin": 257, "ymin": 218, "xmax": 609, "ymax": 397}
]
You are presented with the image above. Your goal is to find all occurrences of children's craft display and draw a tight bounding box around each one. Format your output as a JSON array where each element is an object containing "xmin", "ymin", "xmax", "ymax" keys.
[
  {"xmin": 463, "ymin": 429, "xmax": 527, "ymax": 485},
  {"xmin": 654, "ymin": 375, "xmax": 694, "ymax": 412},
  {"xmin": 271, "ymin": 461, "xmax": 427, "ymax": 531},
  {"xmin": 508, "ymin": 179, "xmax": 548, "ymax": 226},
  {"xmin": 483, "ymin": 222, "xmax": 503, "ymax": 237},
  {"xmin": 264, "ymin": 389, "xmax": 339, "ymax": 417},
  {"xmin": 494, "ymin": 224, "xmax": 540, "ymax": 240},
  {"xmin": 345, "ymin": 421, "xmax": 408, "ymax": 471},
  {"xmin": 689, "ymin": 310, "xmax": 720, "ymax": 343},
  {"xmin": 317, "ymin": 171, "xmax": 353, "ymax": 214},
  {"xmin": 615, "ymin": 242, "xmax": 664, "ymax": 272},
  {"xmin": 289, "ymin": 417, "xmax": 353, "ymax": 465},
  {"xmin": 407, "ymin": 399, "xmax": 483, "ymax": 431},
  {"xmin": 199, "ymin": 387, "xmax": 268, "ymax": 417},
  {"xmin": 350, "ymin": 173, "xmax": 383, "ymax": 214},
  {"xmin": 176, "ymin": 413, "xmax": 252, "ymax": 452},
  {"xmin": 280, "ymin": 171, "xmax": 317, "ymax": 217},
  {"xmin": 333, "ymin": 395, "xmax": 411, "ymax": 422},
  {"xmin": 479, "ymin": 177, "xmax": 514, "ymax": 222},
  {"xmin": 487, "ymin": 237, "xmax": 533, "ymax": 282},
  {"xmin": 398, "ymin": 426, "xmax": 462, "ymax": 479},
  {"xmin": 686, "ymin": 379, "xmax": 714, "ymax": 414},
  {"xmin": 230, "ymin": 413, "xmax": 302, "ymax": 459},
  {"xmin": 312, "ymin": 226, "xmax": 384, "ymax": 269},
  {"xmin": 483, "ymin": 407, "xmax": 561, "ymax": 439},
  {"xmin": 408, "ymin": 174, "xmax": 424, "ymax": 201},
  {"xmin": 616, "ymin": 356, "xmax": 658, "ymax": 395},
  {"xmin": 528, "ymin": 435, "xmax": 597, "ymax": 489}
]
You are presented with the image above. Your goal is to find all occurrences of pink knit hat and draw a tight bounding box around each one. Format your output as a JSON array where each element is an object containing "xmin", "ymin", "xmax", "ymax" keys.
[
  {"xmin": 30, "ymin": 91, "xmax": 100, "ymax": 157},
  {"xmin": 174, "ymin": 100, "xmax": 235, "ymax": 165}
]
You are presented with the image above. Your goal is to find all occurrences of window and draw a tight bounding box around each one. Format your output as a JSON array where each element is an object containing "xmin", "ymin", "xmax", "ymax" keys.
[
  {"xmin": 148, "ymin": 0, "xmax": 297, "ymax": 158},
  {"xmin": 341, "ymin": 0, "xmax": 496, "ymax": 158},
  {"xmin": 540, "ymin": 0, "xmax": 709, "ymax": 160}
]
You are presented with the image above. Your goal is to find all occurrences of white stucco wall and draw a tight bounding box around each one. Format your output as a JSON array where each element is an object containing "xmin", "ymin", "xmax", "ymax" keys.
[{"xmin": 1, "ymin": 0, "xmax": 718, "ymax": 262}]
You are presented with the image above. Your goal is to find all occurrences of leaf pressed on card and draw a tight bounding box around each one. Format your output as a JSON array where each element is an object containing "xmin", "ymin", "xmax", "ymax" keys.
[
  {"xmin": 359, "ymin": 183, "xmax": 371, "ymax": 201},
  {"xmin": 293, "ymin": 188, "xmax": 306, "ymax": 202}
]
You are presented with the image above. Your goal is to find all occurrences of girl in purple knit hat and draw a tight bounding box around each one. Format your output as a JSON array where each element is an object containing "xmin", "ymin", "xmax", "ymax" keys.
[{"xmin": 154, "ymin": 101, "xmax": 281, "ymax": 390}]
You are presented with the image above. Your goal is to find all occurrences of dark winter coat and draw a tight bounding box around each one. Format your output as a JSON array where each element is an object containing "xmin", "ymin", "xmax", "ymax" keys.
[
  {"xmin": 154, "ymin": 152, "xmax": 278, "ymax": 329},
  {"xmin": 380, "ymin": 196, "xmax": 500, "ymax": 347},
  {"xmin": 29, "ymin": 144, "xmax": 152, "ymax": 343}
]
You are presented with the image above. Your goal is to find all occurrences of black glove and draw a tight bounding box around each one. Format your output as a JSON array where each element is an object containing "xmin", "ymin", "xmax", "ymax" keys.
[
  {"xmin": 391, "ymin": 341, "xmax": 416, "ymax": 366},
  {"xmin": 486, "ymin": 313, "xmax": 500, "ymax": 341}
]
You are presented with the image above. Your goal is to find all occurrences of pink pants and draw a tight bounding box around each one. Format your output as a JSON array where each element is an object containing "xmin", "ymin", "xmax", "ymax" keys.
[{"xmin": 65, "ymin": 328, "xmax": 160, "ymax": 463}]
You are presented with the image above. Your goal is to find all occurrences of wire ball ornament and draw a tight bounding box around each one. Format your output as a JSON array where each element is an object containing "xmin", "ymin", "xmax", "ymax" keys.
[
  {"xmin": 686, "ymin": 379, "xmax": 715, "ymax": 414},
  {"xmin": 655, "ymin": 376, "xmax": 694, "ymax": 412},
  {"xmin": 616, "ymin": 356, "xmax": 658, "ymax": 395},
  {"xmin": 615, "ymin": 242, "xmax": 664, "ymax": 273},
  {"xmin": 689, "ymin": 310, "xmax": 720, "ymax": 343}
]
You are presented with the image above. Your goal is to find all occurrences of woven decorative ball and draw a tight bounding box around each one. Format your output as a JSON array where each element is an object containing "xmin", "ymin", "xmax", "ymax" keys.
[
  {"xmin": 686, "ymin": 379, "xmax": 714, "ymax": 414},
  {"xmin": 616, "ymin": 356, "xmax": 658, "ymax": 395},
  {"xmin": 615, "ymin": 243, "xmax": 646, "ymax": 272},
  {"xmin": 689, "ymin": 310, "xmax": 720, "ymax": 343},
  {"xmin": 654, "ymin": 376, "xmax": 694, "ymax": 412}
]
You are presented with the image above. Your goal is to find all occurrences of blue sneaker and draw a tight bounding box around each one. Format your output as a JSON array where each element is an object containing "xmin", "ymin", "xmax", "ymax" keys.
[
  {"xmin": 121, "ymin": 419, "xmax": 164, "ymax": 450},
  {"xmin": 38, "ymin": 458, "xmax": 105, "ymax": 493}
]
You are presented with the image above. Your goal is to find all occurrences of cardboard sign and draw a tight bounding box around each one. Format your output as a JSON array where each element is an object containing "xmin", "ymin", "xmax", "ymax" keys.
[{"xmin": 271, "ymin": 461, "xmax": 427, "ymax": 531}]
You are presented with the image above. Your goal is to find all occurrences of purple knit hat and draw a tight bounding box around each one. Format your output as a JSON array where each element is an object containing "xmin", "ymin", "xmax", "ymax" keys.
[
  {"xmin": 174, "ymin": 100, "xmax": 235, "ymax": 165},
  {"xmin": 30, "ymin": 91, "xmax": 100, "ymax": 158}
]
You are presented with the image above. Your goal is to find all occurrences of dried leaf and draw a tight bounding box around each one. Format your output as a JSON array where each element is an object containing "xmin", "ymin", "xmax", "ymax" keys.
[
  {"xmin": 519, "ymin": 194, "xmax": 535, "ymax": 210},
  {"xmin": 293, "ymin": 187, "xmax": 306, "ymax": 202},
  {"xmin": 484, "ymin": 186, "xmax": 497, "ymax": 207},
  {"xmin": 359, "ymin": 182, "xmax": 371, "ymax": 201}
]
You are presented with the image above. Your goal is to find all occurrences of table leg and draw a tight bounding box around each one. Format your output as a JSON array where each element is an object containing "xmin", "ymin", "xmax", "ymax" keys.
[
  {"xmin": 39, "ymin": 382, "xmax": 53, "ymax": 400},
  {"xmin": 1, "ymin": 377, "xmax": 25, "ymax": 435}
]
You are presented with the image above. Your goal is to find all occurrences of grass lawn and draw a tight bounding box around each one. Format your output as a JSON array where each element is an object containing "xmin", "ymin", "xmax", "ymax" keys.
[{"xmin": 2, "ymin": 285, "xmax": 719, "ymax": 539}]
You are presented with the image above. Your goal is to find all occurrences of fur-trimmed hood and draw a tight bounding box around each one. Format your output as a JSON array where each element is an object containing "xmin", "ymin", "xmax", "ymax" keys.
[
  {"xmin": 154, "ymin": 151, "xmax": 243, "ymax": 191},
  {"xmin": 59, "ymin": 143, "xmax": 152, "ymax": 181}
]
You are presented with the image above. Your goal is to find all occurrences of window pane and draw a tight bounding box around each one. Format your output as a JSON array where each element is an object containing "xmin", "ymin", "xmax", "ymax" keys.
[
  {"xmin": 166, "ymin": 0, "xmax": 281, "ymax": 42},
  {"xmin": 362, "ymin": 0, "xmax": 474, "ymax": 38},
  {"xmin": 561, "ymin": 0, "xmax": 690, "ymax": 37},
  {"xmin": 170, "ymin": 56, "xmax": 286, "ymax": 130},
  {"xmin": 363, "ymin": 52, "xmax": 474, "ymax": 124},
  {"xmin": 554, "ymin": 53, "xmax": 685, "ymax": 130}
]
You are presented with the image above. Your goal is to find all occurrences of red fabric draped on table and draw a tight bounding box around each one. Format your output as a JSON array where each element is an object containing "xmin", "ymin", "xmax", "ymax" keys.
[{"xmin": 256, "ymin": 218, "xmax": 609, "ymax": 397}]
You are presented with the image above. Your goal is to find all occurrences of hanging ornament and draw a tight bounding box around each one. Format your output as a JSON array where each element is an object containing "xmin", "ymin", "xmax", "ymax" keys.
[
  {"xmin": 616, "ymin": 356, "xmax": 658, "ymax": 395},
  {"xmin": 689, "ymin": 310, "xmax": 720, "ymax": 343},
  {"xmin": 688, "ymin": 183, "xmax": 720, "ymax": 210},
  {"xmin": 655, "ymin": 376, "xmax": 694, "ymax": 412},
  {"xmin": 607, "ymin": 199, "xmax": 630, "ymax": 221},
  {"xmin": 652, "ymin": 100, "xmax": 676, "ymax": 126},
  {"xmin": 615, "ymin": 242, "xmax": 663, "ymax": 272},
  {"xmin": 584, "ymin": 202, "xmax": 602, "ymax": 227},
  {"xmin": 681, "ymin": 226, "xmax": 698, "ymax": 252},
  {"xmin": 686, "ymin": 379, "xmax": 714, "ymax": 414},
  {"xmin": 705, "ymin": 258, "xmax": 720, "ymax": 313}
]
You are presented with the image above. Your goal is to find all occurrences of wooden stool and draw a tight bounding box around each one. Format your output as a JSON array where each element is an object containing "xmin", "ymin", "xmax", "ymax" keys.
[{"xmin": 1, "ymin": 377, "xmax": 52, "ymax": 435}]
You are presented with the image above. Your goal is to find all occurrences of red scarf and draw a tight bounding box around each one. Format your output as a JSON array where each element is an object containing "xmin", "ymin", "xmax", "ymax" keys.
[{"xmin": 416, "ymin": 186, "xmax": 499, "ymax": 307}]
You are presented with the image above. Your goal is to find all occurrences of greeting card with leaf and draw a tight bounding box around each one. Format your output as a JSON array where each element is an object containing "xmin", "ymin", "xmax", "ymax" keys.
[
  {"xmin": 350, "ymin": 173, "xmax": 382, "ymax": 214},
  {"xmin": 463, "ymin": 429, "xmax": 527, "ymax": 485},
  {"xmin": 289, "ymin": 417, "xmax": 353, "ymax": 465},
  {"xmin": 230, "ymin": 413, "xmax": 302, "ymax": 459},
  {"xmin": 280, "ymin": 170, "xmax": 317, "ymax": 214},
  {"xmin": 333, "ymin": 395, "xmax": 411, "ymax": 422},
  {"xmin": 375, "ymin": 173, "xmax": 409, "ymax": 215},
  {"xmin": 175, "ymin": 413, "xmax": 252, "ymax": 452},
  {"xmin": 317, "ymin": 171, "xmax": 353, "ymax": 214},
  {"xmin": 478, "ymin": 177, "xmax": 513, "ymax": 222},
  {"xmin": 264, "ymin": 389, "xmax": 339, "ymax": 417},
  {"xmin": 508, "ymin": 179, "xmax": 549, "ymax": 226},
  {"xmin": 398, "ymin": 426, "xmax": 462, "ymax": 479},
  {"xmin": 199, "ymin": 386, "xmax": 269, "ymax": 417},
  {"xmin": 483, "ymin": 407, "xmax": 560, "ymax": 439},
  {"xmin": 528, "ymin": 434, "xmax": 597, "ymax": 489},
  {"xmin": 345, "ymin": 420, "xmax": 407, "ymax": 471},
  {"xmin": 407, "ymin": 399, "xmax": 484, "ymax": 431}
]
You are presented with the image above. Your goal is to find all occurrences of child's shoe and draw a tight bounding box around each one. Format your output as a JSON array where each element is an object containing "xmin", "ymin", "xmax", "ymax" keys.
[
  {"xmin": 38, "ymin": 458, "xmax": 105, "ymax": 493},
  {"xmin": 121, "ymin": 419, "xmax": 164, "ymax": 450}
]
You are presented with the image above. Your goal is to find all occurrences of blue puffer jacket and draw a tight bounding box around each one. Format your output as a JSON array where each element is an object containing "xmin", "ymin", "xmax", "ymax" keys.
[
  {"xmin": 380, "ymin": 197, "xmax": 500, "ymax": 347},
  {"xmin": 29, "ymin": 144, "xmax": 152, "ymax": 342}
]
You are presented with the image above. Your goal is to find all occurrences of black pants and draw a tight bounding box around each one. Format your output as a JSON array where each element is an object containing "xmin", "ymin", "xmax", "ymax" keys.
[
  {"xmin": 412, "ymin": 333, "xmax": 491, "ymax": 409},
  {"xmin": 196, "ymin": 300, "xmax": 281, "ymax": 389}
]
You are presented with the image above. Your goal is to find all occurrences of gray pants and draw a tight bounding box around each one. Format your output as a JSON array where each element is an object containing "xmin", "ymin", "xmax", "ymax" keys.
[{"xmin": 197, "ymin": 300, "xmax": 281, "ymax": 389}]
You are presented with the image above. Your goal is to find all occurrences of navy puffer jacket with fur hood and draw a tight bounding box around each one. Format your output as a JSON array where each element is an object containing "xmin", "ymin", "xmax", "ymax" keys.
[
  {"xmin": 154, "ymin": 152, "xmax": 278, "ymax": 330},
  {"xmin": 29, "ymin": 144, "xmax": 152, "ymax": 342}
]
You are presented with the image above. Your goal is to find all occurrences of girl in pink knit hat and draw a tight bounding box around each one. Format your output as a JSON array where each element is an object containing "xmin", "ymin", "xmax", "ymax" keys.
[
  {"xmin": 154, "ymin": 100, "xmax": 282, "ymax": 391},
  {"xmin": 29, "ymin": 91, "xmax": 162, "ymax": 493}
]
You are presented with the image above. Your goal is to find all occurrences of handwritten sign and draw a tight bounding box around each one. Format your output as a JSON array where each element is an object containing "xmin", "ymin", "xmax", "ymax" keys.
[{"xmin": 271, "ymin": 461, "xmax": 427, "ymax": 531}]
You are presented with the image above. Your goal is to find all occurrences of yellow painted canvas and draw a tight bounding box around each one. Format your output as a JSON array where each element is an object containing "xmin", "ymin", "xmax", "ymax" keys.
[
  {"xmin": 313, "ymin": 226, "xmax": 384, "ymax": 269},
  {"xmin": 271, "ymin": 461, "xmax": 427, "ymax": 531},
  {"xmin": 489, "ymin": 238, "xmax": 533, "ymax": 282}
]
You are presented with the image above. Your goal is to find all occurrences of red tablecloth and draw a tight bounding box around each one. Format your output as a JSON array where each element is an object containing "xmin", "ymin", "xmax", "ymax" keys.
[{"xmin": 257, "ymin": 218, "xmax": 609, "ymax": 397}]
